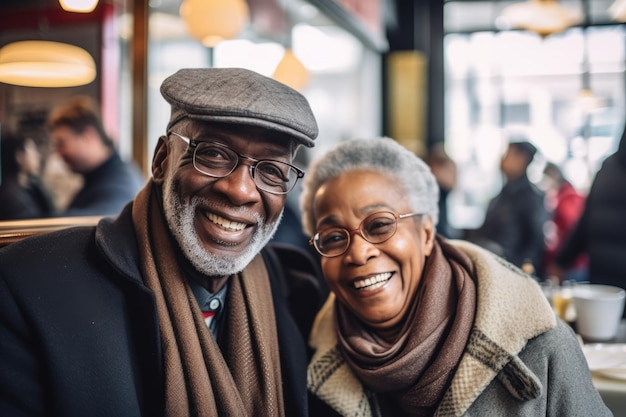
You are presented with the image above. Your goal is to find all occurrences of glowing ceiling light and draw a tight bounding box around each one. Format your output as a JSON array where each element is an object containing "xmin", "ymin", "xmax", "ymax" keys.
[
  {"xmin": 500, "ymin": 0, "xmax": 582, "ymax": 37},
  {"xmin": 272, "ymin": 48, "xmax": 309, "ymax": 91},
  {"xmin": 59, "ymin": 0, "xmax": 99, "ymax": 13},
  {"xmin": 609, "ymin": 0, "xmax": 626, "ymax": 22},
  {"xmin": 179, "ymin": 0, "xmax": 250, "ymax": 47},
  {"xmin": 0, "ymin": 41, "xmax": 96, "ymax": 88}
]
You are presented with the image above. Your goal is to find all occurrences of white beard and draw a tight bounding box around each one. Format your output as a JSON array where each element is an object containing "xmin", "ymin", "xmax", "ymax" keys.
[{"xmin": 162, "ymin": 177, "xmax": 281, "ymax": 277}]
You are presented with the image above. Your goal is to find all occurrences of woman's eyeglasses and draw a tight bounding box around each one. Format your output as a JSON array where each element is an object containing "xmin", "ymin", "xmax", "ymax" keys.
[
  {"xmin": 171, "ymin": 132, "xmax": 304, "ymax": 195},
  {"xmin": 310, "ymin": 211, "xmax": 423, "ymax": 257}
]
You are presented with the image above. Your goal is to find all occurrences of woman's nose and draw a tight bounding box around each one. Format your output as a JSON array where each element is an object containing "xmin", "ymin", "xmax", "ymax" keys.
[{"xmin": 342, "ymin": 232, "xmax": 379, "ymax": 265}]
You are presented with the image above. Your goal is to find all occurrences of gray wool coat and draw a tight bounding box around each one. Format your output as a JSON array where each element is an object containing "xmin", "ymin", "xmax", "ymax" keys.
[{"xmin": 308, "ymin": 240, "xmax": 612, "ymax": 417}]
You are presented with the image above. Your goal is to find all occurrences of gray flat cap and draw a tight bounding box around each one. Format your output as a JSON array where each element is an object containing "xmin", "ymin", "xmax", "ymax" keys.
[{"xmin": 161, "ymin": 68, "xmax": 318, "ymax": 147}]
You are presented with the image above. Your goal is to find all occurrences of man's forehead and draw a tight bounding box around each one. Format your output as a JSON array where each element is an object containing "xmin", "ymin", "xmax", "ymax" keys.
[{"xmin": 181, "ymin": 120, "xmax": 296, "ymax": 158}]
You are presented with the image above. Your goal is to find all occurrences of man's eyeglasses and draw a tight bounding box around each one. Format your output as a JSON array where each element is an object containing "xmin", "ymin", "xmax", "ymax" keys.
[
  {"xmin": 171, "ymin": 132, "xmax": 304, "ymax": 195},
  {"xmin": 309, "ymin": 211, "xmax": 423, "ymax": 257}
]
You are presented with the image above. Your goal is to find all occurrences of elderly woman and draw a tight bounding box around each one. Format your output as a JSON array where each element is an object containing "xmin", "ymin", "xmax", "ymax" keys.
[{"xmin": 300, "ymin": 137, "xmax": 609, "ymax": 417}]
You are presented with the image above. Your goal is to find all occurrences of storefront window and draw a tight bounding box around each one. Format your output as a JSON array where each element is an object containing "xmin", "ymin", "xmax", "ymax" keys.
[
  {"xmin": 444, "ymin": 25, "xmax": 626, "ymax": 230},
  {"xmin": 142, "ymin": 0, "xmax": 383, "ymax": 170}
]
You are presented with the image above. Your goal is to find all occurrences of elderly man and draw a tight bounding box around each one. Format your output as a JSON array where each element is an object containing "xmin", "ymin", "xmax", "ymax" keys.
[{"xmin": 0, "ymin": 68, "xmax": 324, "ymax": 417}]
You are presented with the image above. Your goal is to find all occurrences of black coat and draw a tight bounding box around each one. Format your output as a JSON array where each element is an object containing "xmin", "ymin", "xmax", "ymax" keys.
[
  {"xmin": 472, "ymin": 174, "xmax": 548, "ymax": 273},
  {"xmin": 0, "ymin": 175, "xmax": 55, "ymax": 220},
  {"xmin": 63, "ymin": 152, "xmax": 145, "ymax": 217},
  {"xmin": 0, "ymin": 204, "xmax": 324, "ymax": 417},
  {"xmin": 556, "ymin": 132, "xmax": 626, "ymax": 291}
]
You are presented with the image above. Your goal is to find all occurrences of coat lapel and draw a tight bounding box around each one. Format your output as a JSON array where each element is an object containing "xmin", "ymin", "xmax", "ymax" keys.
[{"xmin": 436, "ymin": 240, "xmax": 556, "ymax": 416}]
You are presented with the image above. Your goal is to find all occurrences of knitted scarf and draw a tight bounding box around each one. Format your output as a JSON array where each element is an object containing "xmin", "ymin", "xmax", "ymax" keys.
[
  {"xmin": 132, "ymin": 181, "xmax": 285, "ymax": 417},
  {"xmin": 336, "ymin": 236, "xmax": 477, "ymax": 417}
]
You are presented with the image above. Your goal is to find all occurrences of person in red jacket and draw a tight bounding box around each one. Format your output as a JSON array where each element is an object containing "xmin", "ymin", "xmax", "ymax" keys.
[{"xmin": 542, "ymin": 162, "xmax": 588, "ymax": 282}]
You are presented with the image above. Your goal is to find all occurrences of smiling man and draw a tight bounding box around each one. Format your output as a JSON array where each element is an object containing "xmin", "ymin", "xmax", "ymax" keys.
[{"xmin": 0, "ymin": 68, "xmax": 324, "ymax": 417}]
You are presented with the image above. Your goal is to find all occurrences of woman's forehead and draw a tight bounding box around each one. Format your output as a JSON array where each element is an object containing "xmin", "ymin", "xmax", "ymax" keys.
[{"xmin": 313, "ymin": 171, "xmax": 407, "ymax": 219}]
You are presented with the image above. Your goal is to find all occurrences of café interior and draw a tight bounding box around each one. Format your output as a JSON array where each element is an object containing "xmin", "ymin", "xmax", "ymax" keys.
[
  {"xmin": 1, "ymin": 0, "xmax": 626, "ymax": 414},
  {"xmin": 1, "ymin": 0, "xmax": 625, "ymax": 228}
]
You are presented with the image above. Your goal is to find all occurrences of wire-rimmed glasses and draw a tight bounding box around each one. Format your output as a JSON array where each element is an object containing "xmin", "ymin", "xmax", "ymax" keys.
[
  {"xmin": 309, "ymin": 211, "xmax": 423, "ymax": 257},
  {"xmin": 171, "ymin": 132, "xmax": 304, "ymax": 195}
]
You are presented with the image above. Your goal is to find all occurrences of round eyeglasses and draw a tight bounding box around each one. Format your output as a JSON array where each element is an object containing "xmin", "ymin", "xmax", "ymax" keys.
[
  {"xmin": 171, "ymin": 132, "xmax": 304, "ymax": 195},
  {"xmin": 309, "ymin": 211, "xmax": 423, "ymax": 257}
]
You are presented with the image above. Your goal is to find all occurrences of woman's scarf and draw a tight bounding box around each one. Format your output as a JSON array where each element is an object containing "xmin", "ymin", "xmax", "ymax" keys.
[
  {"xmin": 335, "ymin": 236, "xmax": 477, "ymax": 417},
  {"xmin": 132, "ymin": 181, "xmax": 285, "ymax": 417}
]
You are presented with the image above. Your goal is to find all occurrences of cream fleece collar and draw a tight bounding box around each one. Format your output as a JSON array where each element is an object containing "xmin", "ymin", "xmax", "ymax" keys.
[{"xmin": 307, "ymin": 240, "xmax": 557, "ymax": 417}]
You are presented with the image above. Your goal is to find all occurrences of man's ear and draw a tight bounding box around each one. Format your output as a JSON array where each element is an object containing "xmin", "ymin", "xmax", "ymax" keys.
[
  {"xmin": 14, "ymin": 149, "xmax": 26, "ymax": 168},
  {"xmin": 84, "ymin": 125, "xmax": 101, "ymax": 143},
  {"xmin": 151, "ymin": 136, "xmax": 169, "ymax": 184},
  {"xmin": 422, "ymin": 216, "xmax": 436, "ymax": 256}
]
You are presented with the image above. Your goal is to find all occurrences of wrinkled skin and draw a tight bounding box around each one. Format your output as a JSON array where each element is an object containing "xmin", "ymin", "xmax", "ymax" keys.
[
  {"xmin": 312, "ymin": 169, "xmax": 435, "ymax": 338},
  {"xmin": 152, "ymin": 120, "xmax": 292, "ymax": 278}
]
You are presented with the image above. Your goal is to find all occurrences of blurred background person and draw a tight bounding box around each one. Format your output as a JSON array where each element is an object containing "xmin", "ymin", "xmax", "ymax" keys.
[
  {"xmin": 0, "ymin": 131, "xmax": 55, "ymax": 220},
  {"xmin": 555, "ymin": 126, "xmax": 626, "ymax": 297},
  {"xmin": 469, "ymin": 140, "xmax": 548, "ymax": 276},
  {"xmin": 425, "ymin": 142, "xmax": 459, "ymax": 239},
  {"xmin": 47, "ymin": 95, "xmax": 145, "ymax": 217},
  {"xmin": 541, "ymin": 162, "xmax": 588, "ymax": 283}
]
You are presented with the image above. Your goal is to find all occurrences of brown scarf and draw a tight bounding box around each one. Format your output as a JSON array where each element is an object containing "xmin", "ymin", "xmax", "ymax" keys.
[
  {"xmin": 336, "ymin": 236, "xmax": 477, "ymax": 417},
  {"xmin": 132, "ymin": 181, "xmax": 285, "ymax": 417}
]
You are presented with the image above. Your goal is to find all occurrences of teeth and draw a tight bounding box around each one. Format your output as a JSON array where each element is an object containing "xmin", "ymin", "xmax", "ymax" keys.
[
  {"xmin": 353, "ymin": 273, "xmax": 392, "ymax": 290},
  {"xmin": 207, "ymin": 213, "xmax": 247, "ymax": 231}
]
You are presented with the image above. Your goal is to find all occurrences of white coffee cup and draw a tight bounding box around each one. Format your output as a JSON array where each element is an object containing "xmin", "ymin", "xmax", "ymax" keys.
[{"xmin": 572, "ymin": 284, "xmax": 626, "ymax": 342}]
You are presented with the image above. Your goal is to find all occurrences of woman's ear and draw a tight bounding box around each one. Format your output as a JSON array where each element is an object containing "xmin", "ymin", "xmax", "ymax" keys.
[
  {"xmin": 421, "ymin": 216, "xmax": 436, "ymax": 256},
  {"xmin": 151, "ymin": 136, "xmax": 169, "ymax": 184}
]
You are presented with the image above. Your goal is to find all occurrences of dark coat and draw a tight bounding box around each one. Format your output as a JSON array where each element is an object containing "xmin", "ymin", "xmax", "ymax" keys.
[
  {"xmin": 472, "ymin": 174, "xmax": 548, "ymax": 273},
  {"xmin": 556, "ymin": 131, "xmax": 626, "ymax": 291},
  {"xmin": 0, "ymin": 204, "xmax": 324, "ymax": 417},
  {"xmin": 64, "ymin": 152, "xmax": 145, "ymax": 217},
  {"xmin": 0, "ymin": 175, "xmax": 55, "ymax": 220}
]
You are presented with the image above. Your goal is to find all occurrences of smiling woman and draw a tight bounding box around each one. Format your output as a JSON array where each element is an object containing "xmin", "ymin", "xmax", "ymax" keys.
[{"xmin": 300, "ymin": 136, "xmax": 611, "ymax": 417}]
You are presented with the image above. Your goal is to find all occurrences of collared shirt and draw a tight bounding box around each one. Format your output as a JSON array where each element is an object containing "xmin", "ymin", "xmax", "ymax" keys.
[{"xmin": 188, "ymin": 278, "xmax": 229, "ymax": 339}]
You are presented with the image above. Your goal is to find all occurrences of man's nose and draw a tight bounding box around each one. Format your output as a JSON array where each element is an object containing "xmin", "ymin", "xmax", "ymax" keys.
[{"xmin": 211, "ymin": 163, "xmax": 262, "ymax": 205}]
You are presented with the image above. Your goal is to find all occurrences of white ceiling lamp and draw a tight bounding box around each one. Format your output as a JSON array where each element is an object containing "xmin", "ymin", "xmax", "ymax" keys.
[
  {"xmin": 609, "ymin": 0, "xmax": 626, "ymax": 22},
  {"xmin": 179, "ymin": 0, "xmax": 250, "ymax": 48},
  {"xmin": 59, "ymin": 0, "xmax": 99, "ymax": 13},
  {"xmin": 273, "ymin": 48, "xmax": 309, "ymax": 91},
  {"xmin": 0, "ymin": 41, "xmax": 96, "ymax": 88},
  {"xmin": 576, "ymin": 88, "xmax": 603, "ymax": 113},
  {"xmin": 500, "ymin": 0, "xmax": 582, "ymax": 37},
  {"xmin": 271, "ymin": 1, "xmax": 309, "ymax": 91},
  {"xmin": 576, "ymin": 0, "xmax": 603, "ymax": 114}
]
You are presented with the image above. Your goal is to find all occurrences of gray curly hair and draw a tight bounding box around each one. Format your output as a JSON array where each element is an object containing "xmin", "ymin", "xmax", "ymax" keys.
[{"xmin": 300, "ymin": 137, "xmax": 439, "ymax": 236}]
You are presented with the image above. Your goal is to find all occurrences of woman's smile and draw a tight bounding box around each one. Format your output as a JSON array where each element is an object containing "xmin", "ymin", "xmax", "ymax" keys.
[{"xmin": 352, "ymin": 272, "xmax": 393, "ymax": 290}]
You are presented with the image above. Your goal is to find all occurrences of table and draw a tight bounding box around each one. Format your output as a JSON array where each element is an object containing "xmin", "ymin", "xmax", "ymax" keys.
[
  {"xmin": 590, "ymin": 320, "xmax": 626, "ymax": 416},
  {"xmin": 593, "ymin": 375, "xmax": 626, "ymax": 416}
]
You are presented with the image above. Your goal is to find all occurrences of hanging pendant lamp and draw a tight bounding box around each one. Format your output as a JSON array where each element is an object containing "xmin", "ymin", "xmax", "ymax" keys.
[
  {"xmin": 273, "ymin": 49, "xmax": 309, "ymax": 91},
  {"xmin": 0, "ymin": 41, "xmax": 96, "ymax": 88},
  {"xmin": 59, "ymin": 0, "xmax": 99, "ymax": 13},
  {"xmin": 500, "ymin": 0, "xmax": 582, "ymax": 37},
  {"xmin": 179, "ymin": 0, "xmax": 250, "ymax": 47},
  {"xmin": 610, "ymin": 0, "xmax": 626, "ymax": 22}
]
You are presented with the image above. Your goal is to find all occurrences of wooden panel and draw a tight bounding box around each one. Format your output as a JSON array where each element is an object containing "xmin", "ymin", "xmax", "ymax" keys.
[
  {"xmin": 0, "ymin": 216, "xmax": 101, "ymax": 247},
  {"xmin": 132, "ymin": 0, "xmax": 149, "ymax": 175},
  {"xmin": 386, "ymin": 50, "xmax": 427, "ymax": 155}
]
